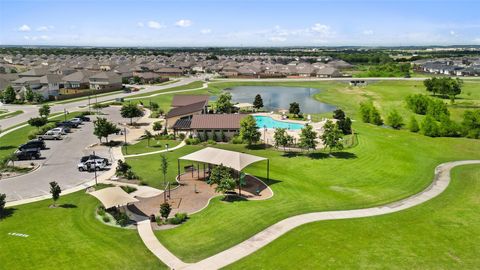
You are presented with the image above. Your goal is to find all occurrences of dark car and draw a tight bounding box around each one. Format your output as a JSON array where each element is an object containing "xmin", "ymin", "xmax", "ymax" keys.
[
  {"xmin": 56, "ymin": 121, "xmax": 76, "ymax": 130},
  {"xmin": 14, "ymin": 149, "xmax": 41, "ymax": 160},
  {"xmin": 19, "ymin": 139, "xmax": 46, "ymax": 151},
  {"xmin": 79, "ymin": 116, "xmax": 90, "ymax": 122}
]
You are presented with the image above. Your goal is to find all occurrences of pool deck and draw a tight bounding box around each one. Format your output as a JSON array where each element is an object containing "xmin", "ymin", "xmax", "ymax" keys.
[{"xmin": 253, "ymin": 112, "xmax": 329, "ymax": 149}]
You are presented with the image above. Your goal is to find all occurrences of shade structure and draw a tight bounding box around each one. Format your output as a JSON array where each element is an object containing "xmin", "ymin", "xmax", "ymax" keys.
[
  {"xmin": 90, "ymin": 186, "xmax": 139, "ymax": 209},
  {"xmin": 179, "ymin": 147, "xmax": 267, "ymax": 171}
]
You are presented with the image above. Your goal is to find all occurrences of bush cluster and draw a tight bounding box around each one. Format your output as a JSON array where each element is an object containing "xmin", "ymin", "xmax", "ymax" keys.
[
  {"xmin": 359, "ymin": 102, "xmax": 383, "ymax": 125},
  {"xmin": 168, "ymin": 212, "xmax": 189, "ymax": 225},
  {"xmin": 406, "ymin": 94, "xmax": 449, "ymax": 120}
]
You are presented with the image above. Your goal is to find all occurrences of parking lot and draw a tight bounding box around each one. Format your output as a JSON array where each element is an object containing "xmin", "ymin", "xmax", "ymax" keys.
[{"xmin": 0, "ymin": 111, "xmax": 120, "ymax": 202}]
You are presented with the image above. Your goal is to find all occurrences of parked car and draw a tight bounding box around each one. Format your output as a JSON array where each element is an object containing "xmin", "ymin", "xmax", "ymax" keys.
[
  {"xmin": 78, "ymin": 159, "xmax": 107, "ymax": 172},
  {"xmin": 14, "ymin": 149, "xmax": 41, "ymax": 160},
  {"xmin": 80, "ymin": 155, "xmax": 109, "ymax": 165},
  {"xmin": 57, "ymin": 121, "xmax": 78, "ymax": 129},
  {"xmin": 38, "ymin": 130, "xmax": 62, "ymax": 140},
  {"xmin": 70, "ymin": 118, "xmax": 83, "ymax": 125},
  {"xmin": 18, "ymin": 140, "xmax": 46, "ymax": 151},
  {"xmin": 50, "ymin": 127, "xmax": 68, "ymax": 134},
  {"xmin": 79, "ymin": 116, "xmax": 91, "ymax": 122}
]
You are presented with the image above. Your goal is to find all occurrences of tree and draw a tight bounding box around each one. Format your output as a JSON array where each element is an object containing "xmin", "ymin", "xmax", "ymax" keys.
[
  {"xmin": 93, "ymin": 117, "xmax": 120, "ymax": 143},
  {"xmin": 153, "ymin": 121, "xmax": 163, "ymax": 131},
  {"xmin": 25, "ymin": 87, "xmax": 34, "ymax": 102},
  {"xmin": 2, "ymin": 86, "xmax": 16, "ymax": 104},
  {"xmin": 150, "ymin": 102, "xmax": 159, "ymax": 111},
  {"xmin": 121, "ymin": 103, "xmax": 144, "ymax": 125},
  {"xmin": 421, "ymin": 115, "xmax": 439, "ymax": 137},
  {"xmin": 299, "ymin": 124, "xmax": 318, "ymax": 151},
  {"xmin": 449, "ymin": 78, "xmax": 463, "ymax": 103},
  {"xmin": 49, "ymin": 181, "xmax": 61, "ymax": 206},
  {"xmin": 33, "ymin": 92, "xmax": 44, "ymax": 103},
  {"xmin": 160, "ymin": 202, "xmax": 172, "ymax": 220},
  {"xmin": 216, "ymin": 92, "xmax": 233, "ymax": 113},
  {"xmin": 0, "ymin": 193, "xmax": 5, "ymax": 216},
  {"xmin": 387, "ymin": 110, "xmax": 404, "ymax": 129},
  {"xmin": 215, "ymin": 177, "xmax": 236, "ymax": 196},
  {"xmin": 427, "ymin": 99, "xmax": 449, "ymax": 120},
  {"xmin": 359, "ymin": 102, "xmax": 372, "ymax": 123},
  {"xmin": 320, "ymin": 120, "xmax": 344, "ymax": 153},
  {"xmin": 338, "ymin": 117, "xmax": 352, "ymax": 135},
  {"xmin": 144, "ymin": 130, "xmax": 153, "ymax": 146},
  {"xmin": 406, "ymin": 94, "xmax": 430, "ymax": 115},
  {"xmin": 39, "ymin": 104, "xmax": 51, "ymax": 118},
  {"xmin": 370, "ymin": 106, "xmax": 383, "ymax": 126},
  {"xmin": 160, "ymin": 154, "xmax": 168, "ymax": 187},
  {"xmin": 461, "ymin": 109, "xmax": 480, "ymax": 139},
  {"xmin": 273, "ymin": 128, "xmax": 293, "ymax": 151},
  {"xmin": 332, "ymin": 109, "xmax": 346, "ymax": 120},
  {"xmin": 438, "ymin": 115, "xmax": 460, "ymax": 137},
  {"xmin": 28, "ymin": 117, "xmax": 47, "ymax": 130},
  {"xmin": 408, "ymin": 116, "xmax": 420, "ymax": 133},
  {"xmin": 253, "ymin": 94, "xmax": 264, "ymax": 110},
  {"xmin": 239, "ymin": 115, "xmax": 261, "ymax": 146},
  {"xmin": 289, "ymin": 102, "xmax": 301, "ymax": 117},
  {"xmin": 115, "ymin": 160, "xmax": 131, "ymax": 177},
  {"xmin": 423, "ymin": 77, "xmax": 438, "ymax": 96}
]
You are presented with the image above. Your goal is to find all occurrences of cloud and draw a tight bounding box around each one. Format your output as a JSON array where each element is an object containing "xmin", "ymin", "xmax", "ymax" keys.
[
  {"xmin": 449, "ymin": 30, "xmax": 456, "ymax": 35},
  {"xmin": 18, "ymin": 24, "xmax": 31, "ymax": 32},
  {"xmin": 310, "ymin": 23, "xmax": 331, "ymax": 35},
  {"xmin": 147, "ymin": 21, "xmax": 165, "ymax": 29},
  {"xmin": 200, "ymin": 28, "xmax": 211, "ymax": 34},
  {"xmin": 23, "ymin": 35, "xmax": 50, "ymax": 41},
  {"xmin": 363, "ymin": 30, "xmax": 374, "ymax": 35},
  {"xmin": 137, "ymin": 22, "xmax": 144, "ymax": 28},
  {"xmin": 36, "ymin": 26, "xmax": 54, "ymax": 32},
  {"xmin": 175, "ymin": 19, "xmax": 192, "ymax": 27}
]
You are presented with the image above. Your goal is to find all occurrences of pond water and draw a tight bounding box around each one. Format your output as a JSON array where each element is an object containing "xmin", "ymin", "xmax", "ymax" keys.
[{"xmin": 225, "ymin": 86, "xmax": 336, "ymax": 114}]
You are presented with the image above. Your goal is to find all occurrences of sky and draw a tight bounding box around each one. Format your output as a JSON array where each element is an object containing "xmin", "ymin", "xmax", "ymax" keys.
[{"xmin": 1, "ymin": 0, "xmax": 479, "ymax": 47}]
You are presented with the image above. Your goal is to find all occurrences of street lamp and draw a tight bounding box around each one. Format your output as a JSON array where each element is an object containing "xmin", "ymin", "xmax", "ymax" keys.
[
  {"xmin": 165, "ymin": 143, "xmax": 169, "ymax": 152},
  {"xmin": 123, "ymin": 127, "xmax": 127, "ymax": 154},
  {"xmin": 93, "ymin": 150, "xmax": 98, "ymax": 186},
  {"xmin": 263, "ymin": 125, "xmax": 267, "ymax": 149}
]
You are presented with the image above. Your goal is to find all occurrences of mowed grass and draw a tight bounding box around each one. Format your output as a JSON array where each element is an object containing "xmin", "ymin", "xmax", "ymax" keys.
[
  {"xmin": 149, "ymin": 122, "xmax": 480, "ymax": 262},
  {"xmin": 227, "ymin": 164, "xmax": 480, "ymax": 270},
  {"xmin": 0, "ymin": 110, "xmax": 23, "ymax": 119},
  {"xmin": 0, "ymin": 190, "xmax": 165, "ymax": 270},
  {"xmin": 122, "ymin": 138, "xmax": 181, "ymax": 155}
]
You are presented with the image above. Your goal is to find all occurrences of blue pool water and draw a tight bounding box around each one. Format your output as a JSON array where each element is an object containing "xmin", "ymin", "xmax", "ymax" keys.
[{"xmin": 254, "ymin": 116, "xmax": 304, "ymax": 130}]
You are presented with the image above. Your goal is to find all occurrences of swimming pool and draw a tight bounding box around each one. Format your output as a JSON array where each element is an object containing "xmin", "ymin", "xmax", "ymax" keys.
[{"xmin": 254, "ymin": 115, "xmax": 304, "ymax": 130}]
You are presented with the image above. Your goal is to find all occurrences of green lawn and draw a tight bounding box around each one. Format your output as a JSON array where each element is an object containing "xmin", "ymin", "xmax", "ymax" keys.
[
  {"xmin": 122, "ymin": 138, "xmax": 181, "ymax": 155},
  {"xmin": 227, "ymin": 164, "xmax": 480, "ymax": 269},
  {"xmin": 0, "ymin": 189, "xmax": 165, "ymax": 269},
  {"xmin": 0, "ymin": 110, "xmax": 23, "ymax": 120}
]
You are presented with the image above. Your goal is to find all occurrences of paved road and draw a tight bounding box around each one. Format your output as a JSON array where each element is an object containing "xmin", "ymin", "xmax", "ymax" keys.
[
  {"xmin": 0, "ymin": 76, "xmax": 199, "ymax": 130},
  {"xmin": 0, "ymin": 107, "xmax": 129, "ymax": 202}
]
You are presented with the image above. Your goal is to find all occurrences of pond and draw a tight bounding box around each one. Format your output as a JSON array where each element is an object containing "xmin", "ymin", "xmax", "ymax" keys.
[{"xmin": 224, "ymin": 86, "xmax": 336, "ymax": 114}]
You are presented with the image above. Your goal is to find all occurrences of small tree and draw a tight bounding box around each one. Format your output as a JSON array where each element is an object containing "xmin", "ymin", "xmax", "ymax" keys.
[
  {"xmin": 49, "ymin": 181, "xmax": 61, "ymax": 206},
  {"xmin": 422, "ymin": 115, "xmax": 439, "ymax": 137},
  {"xmin": 28, "ymin": 117, "xmax": 48, "ymax": 130},
  {"xmin": 3, "ymin": 86, "xmax": 16, "ymax": 104},
  {"xmin": 116, "ymin": 160, "xmax": 131, "ymax": 177},
  {"xmin": 320, "ymin": 120, "xmax": 344, "ymax": 153},
  {"xmin": 273, "ymin": 128, "xmax": 293, "ymax": 151},
  {"xmin": 253, "ymin": 94, "xmax": 264, "ymax": 111},
  {"xmin": 408, "ymin": 116, "xmax": 420, "ymax": 133},
  {"xmin": 289, "ymin": 102, "xmax": 301, "ymax": 117},
  {"xmin": 216, "ymin": 92, "xmax": 233, "ymax": 113},
  {"xmin": 160, "ymin": 202, "xmax": 171, "ymax": 220},
  {"xmin": 0, "ymin": 193, "xmax": 6, "ymax": 216},
  {"xmin": 299, "ymin": 124, "xmax": 318, "ymax": 151},
  {"xmin": 370, "ymin": 107, "xmax": 383, "ymax": 126},
  {"xmin": 25, "ymin": 87, "xmax": 34, "ymax": 102},
  {"xmin": 461, "ymin": 109, "xmax": 480, "ymax": 139},
  {"xmin": 39, "ymin": 104, "xmax": 51, "ymax": 118},
  {"xmin": 144, "ymin": 130, "xmax": 153, "ymax": 147},
  {"xmin": 93, "ymin": 117, "xmax": 120, "ymax": 143},
  {"xmin": 153, "ymin": 121, "xmax": 163, "ymax": 132},
  {"xmin": 387, "ymin": 110, "xmax": 404, "ymax": 129},
  {"xmin": 121, "ymin": 103, "xmax": 144, "ymax": 125},
  {"xmin": 150, "ymin": 102, "xmax": 159, "ymax": 111},
  {"xmin": 239, "ymin": 115, "xmax": 261, "ymax": 146},
  {"xmin": 215, "ymin": 177, "xmax": 236, "ymax": 197},
  {"xmin": 333, "ymin": 109, "xmax": 346, "ymax": 120},
  {"xmin": 160, "ymin": 154, "xmax": 168, "ymax": 187}
]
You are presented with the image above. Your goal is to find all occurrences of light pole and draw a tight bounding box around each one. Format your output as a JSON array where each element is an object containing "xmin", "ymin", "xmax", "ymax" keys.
[
  {"xmin": 165, "ymin": 143, "xmax": 169, "ymax": 152},
  {"xmin": 64, "ymin": 108, "xmax": 67, "ymax": 121},
  {"xmin": 123, "ymin": 127, "xmax": 127, "ymax": 154},
  {"xmin": 263, "ymin": 125, "xmax": 267, "ymax": 149},
  {"xmin": 93, "ymin": 150, "xmax": 98, "ymax": 186}
]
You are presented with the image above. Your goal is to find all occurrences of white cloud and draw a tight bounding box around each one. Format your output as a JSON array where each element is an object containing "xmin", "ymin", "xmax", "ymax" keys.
[
  {"xmin": 24, "ymin": 35, "xmax": 50, "ymax": 41},
  {"xmin": 311, "ymin": 23, "xmax": 331, "ymax": 35},
  {"xmin": 23, "ymin": 36, "xmax": 30, "ymax": 40},
  {"xmin": 449, "ymin": 30, "xmax": 456, "ymax": 35},
  {"xmin": 175, "ymin": 19, "xmax": 192, "ymax": 27},
  {"xmin": 147, "ymin": 21, "xmax": 165, "ymax": 29},
  {"xmin": 18, "ymin": 24, "xmax": 31, "ymax": 32},
  {"xmin": 36, "ymin": 26, "xmax": 54, "ymax": 32},
  {"xmin": 137, "ymin": 22, "xmax": 144, "ymax": 27},
  {"xmin": 363, "ymin": 30, "xmax": 374, "ymax": 35},
  {"xmin": 200, "ymin": 28, "xmax": 211, "ymax": 34}
]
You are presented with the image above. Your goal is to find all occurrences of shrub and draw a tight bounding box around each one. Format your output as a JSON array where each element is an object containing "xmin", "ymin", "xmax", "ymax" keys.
[
  {"xmin": 112, "ymin": 211, "xmax": 130, "ymax": 226},
  {"xmin": 207, "ymin": 139, "xmax": 216, "ymax": 145},
  {"xmin": 427, "ymin": 99, "xmax": 449, "ymax": 120},
  {"xmin": 150, "ymin": 111, "xmax": 160, "ymax": 118},
  {"xmin": 168, "ymin": 212, "xmax": 188, "ymax": 225},
  {"xmin": 438, "ymin": 116, "xmax": 460, "ymax": 137},
  {"xmin": 461, "ymin": 109, "xmax": 480, "ymax": 139},
  {"xmin": 386, "ymin": 110, "xmax": 404, "ymax": 129},
  {"xmin": 178, "ymin": 133, "xmax": 186, "ymax": 140},
  {"xmin": 230, "ymin": 135, "xmax": 243, "ymax": 144},
  {"xmin": 153, "ymin": 121, "xmax": 163, "ymax": 131},
  {"xmin": 185, "ymin": 138, "xmax": 201, "ymax": 145},
  {"xmin": 408, "ymin": 116, "xmax": 420, "ymax": 133},
  {"xmin": 97, "ymin": 206, "xmax": 106, "ymax": 216},
  {"xmin": 421, "ymin": 115, "xmax": 439, "ymax": 137},
  {"xmin": 359, "ymin": 102, "xmax": 383, "ymax": 125},
  {"xmin": 406, "ymin": 94, "xmax": 430, "ymax": 115},
  {"xmin": 120, "ymin": 185, "xmax": 137, "ymax": 194},
  {"xmin": 102, "ymin": 216, "xmax": 110, "ymax": 223}
]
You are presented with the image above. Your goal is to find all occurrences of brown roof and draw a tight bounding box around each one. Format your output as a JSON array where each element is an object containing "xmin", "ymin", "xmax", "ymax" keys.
[
  {"xmin": 166, "ymin": 101, "xmax": 206, "ymax": 118},
  {"xmin": 171, "ymin": 95, "xmax": 209, "ymax": 107},
  {"xmin": 190, "ymin": 114, "xmax": 246, "ymax": 129}
]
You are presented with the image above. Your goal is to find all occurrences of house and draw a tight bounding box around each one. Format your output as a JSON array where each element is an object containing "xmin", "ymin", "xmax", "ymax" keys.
[
  {"xmin": 315, "ymin": 67, "xmax": 341, "ymax": 78},
  {"xmin": 18, "ymin": 67, "xmax": 49, "ymax": 78},
  {"xmin": 156, "ymin": 67, "xmax": 183, "ymax": 77},
  {"xmin": 166, "ymin": 95, "xmax": 209, "ymax": 128},
  {"xmin": 62, "ymin": 70, "xmax": 94, "ymax": 90},
  {"xmin": 12, "ymin": 74, "xmax": 62, "ymax": 99},
  {"xmin": 89, "ymin": 72, "xmax": 122, "ymax": 91},
  {"xmin": 172, "ymin": 114, "xmax": 247, "ymax": 140}
]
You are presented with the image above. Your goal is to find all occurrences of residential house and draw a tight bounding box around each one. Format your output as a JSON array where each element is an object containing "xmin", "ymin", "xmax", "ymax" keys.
[{"xmin": 89, "ymin": 72, "xmax": 122, "ymax": 91}]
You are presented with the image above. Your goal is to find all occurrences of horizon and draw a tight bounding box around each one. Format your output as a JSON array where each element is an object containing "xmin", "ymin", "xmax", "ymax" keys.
[{"xmin": 1, "ymin": 0, "xmax": 480, "ymax": 47}]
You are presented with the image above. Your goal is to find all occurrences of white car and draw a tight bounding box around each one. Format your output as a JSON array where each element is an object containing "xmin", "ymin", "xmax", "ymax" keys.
[
  {"xmin": 50, "ymin": 127, "xmax": 67, "ymax": 135},
  {"xmin": 78, "ymin": 159, "xmax": 107, "ymax": 172},
  {"xmin": 38, "ymin": 130, "xmax": 62, "ymax": 140},
  {"xmin": 70, "ymin": 118, "xmax": 83, "ymax": 125}
]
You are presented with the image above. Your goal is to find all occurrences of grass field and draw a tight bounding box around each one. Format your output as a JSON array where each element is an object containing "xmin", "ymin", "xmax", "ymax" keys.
[
  {"xmin": 0, "ymin": 110, "xmax": 23, "ymax": 120},
  {"xmin": 122, "ymin": 138, "xmax": 181, "ymax": 155},
  {"xmin": 0, "ymin": 188, "xmax": 165, "ymax": 270},
  {"xmin": 227, "ymin": 164, "xmax": 480, "ymax": 269}
]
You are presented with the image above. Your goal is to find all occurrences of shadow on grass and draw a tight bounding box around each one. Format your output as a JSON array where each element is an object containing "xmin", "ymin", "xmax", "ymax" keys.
[
  {"xmin": 0, "ymin": 208, "xmax": 17, "ymax": 219},
  {"xmin": 59, "ymin": 203, "xmax": 78, "ymax": 209},
  {"xmin": 281, "ymin": 151, "xmax": 357, "ymax": 160},
  {"xmin": 256, "ymin": 176, "xmax": 282, "ymax": 187},
  {"xmin": 245, "ymin": 144, "xmax": 271, "ymax": 150},
  {"xmin": 0, "ymin": 145, "xmax": 16, "ymax": 151},
  {"xmin": 221, "ymin": 195, "xmax": 248, "ymax": 203}
]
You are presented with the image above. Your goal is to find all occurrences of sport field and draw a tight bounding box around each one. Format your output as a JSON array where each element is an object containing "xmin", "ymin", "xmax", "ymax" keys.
[
  {"xmin": 227, "ymin": 164, "xmax": 480, "ymax": 269},
  {"xmin": 0, "ymin": 188, "xmax": 165, "ymax": 269},
  {"xmin": 122, "ymin": 138, "xmax": 181, "ymax": 155}
]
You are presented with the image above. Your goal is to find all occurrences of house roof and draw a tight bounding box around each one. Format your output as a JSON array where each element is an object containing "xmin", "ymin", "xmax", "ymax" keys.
[
  {"xmin": 166, "ymin": 100, "xmax": 206, "ymax": 118},
  {"xmin": 171, "ymin": 95, "xmax": 209, "ymax": 107},
  {"xmin": 190, "ymin": 114, "xmax": 246, "ymax": 129},
  {"xmin": 179, "ymin": 147, "xmax": 267, "ymax": 171},
  {"xmin": 62, "ymin": 70, "xmax": 94, "ymax": 83}
]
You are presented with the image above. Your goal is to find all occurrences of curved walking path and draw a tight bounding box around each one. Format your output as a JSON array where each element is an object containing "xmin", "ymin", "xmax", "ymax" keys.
[
  {"xmin": 124, "ymin": 141, "xmax": 186, "ymax": 158},
  {"xmin": 136, "ymin": 160, "xmax": 480, "ymax": 270}
]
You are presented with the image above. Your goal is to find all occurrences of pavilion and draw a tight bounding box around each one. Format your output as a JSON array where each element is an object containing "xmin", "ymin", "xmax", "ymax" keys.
[
  {"xmin": 177, "ymin": 147, "xmax": 270, "ymax": 181},
  {"xmin": 90, "ymin": 186, "xmax": 139, "ymax": 209}
]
